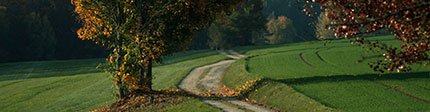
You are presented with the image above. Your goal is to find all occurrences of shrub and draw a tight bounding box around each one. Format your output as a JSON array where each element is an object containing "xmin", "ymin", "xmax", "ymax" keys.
[
  {"xmin": 315, "ymin": 12, "xmax": 336, "ymax": 40},
  {"xmin": 265, "ymin": 15, "xmax": 297, "ymax": 44}
]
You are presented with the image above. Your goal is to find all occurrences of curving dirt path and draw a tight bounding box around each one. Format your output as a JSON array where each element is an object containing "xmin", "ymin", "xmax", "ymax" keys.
[{"xmin": 179, "ymin": 50, "xmax": 275, "ymax": 112}]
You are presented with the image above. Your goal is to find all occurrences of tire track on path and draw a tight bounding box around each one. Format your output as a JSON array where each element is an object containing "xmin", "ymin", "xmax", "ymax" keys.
[{"xmin": 299, "ymin": 53, "xmax": 315, "ymax": 68}]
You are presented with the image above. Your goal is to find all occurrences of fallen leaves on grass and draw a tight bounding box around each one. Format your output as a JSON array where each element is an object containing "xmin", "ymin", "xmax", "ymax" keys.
[
  {"xmin": 196, "ymin": 78, "xmax": 263, "ymax": 98},
  {"xmin": 90, "ymin": 78, "xmax": 269, "ymax": 111},
  {"xmin": 197, "ymin": 85, "xmax": 240, "ymax": 97},
  {"xmin": 91, "ymin": 89, "xmax": 195, "ymax": 112},
  {"xmin": 235, "ymin": 78, "xmax": 262, "ymax": 95}
]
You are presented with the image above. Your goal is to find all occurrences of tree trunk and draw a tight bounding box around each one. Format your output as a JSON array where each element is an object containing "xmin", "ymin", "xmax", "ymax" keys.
[
  {"xmin": 146, "ymin": 58, "xmax": 153, "ymax": 90},
  {"xmin": 139, "ymin": 63, "xmax": 146, "ymax": 90},
  {"xmin": 115, "ymin": 47, "xmax": 125, "ymax": 98},
  {"xmin": 115, "ymin": 30, "xmax": 125, "ymax": 98}
]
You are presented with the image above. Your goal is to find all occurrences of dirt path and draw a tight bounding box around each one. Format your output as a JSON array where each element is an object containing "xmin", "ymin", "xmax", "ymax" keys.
[{"xmin": 179, "ymin": 50, "xmax": 275, "ymax": 112}]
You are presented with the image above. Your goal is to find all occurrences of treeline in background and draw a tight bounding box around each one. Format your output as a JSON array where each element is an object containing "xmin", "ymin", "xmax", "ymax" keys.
[
  {"xmin": 0, "ymin": 0, "xmax": 317, "ymax": 63},
  {"xmin": 190, "ymin": 0, "xmax": 318, "ymax": 50},
  {"xmin": 0, "ymin": 0, "xmax": 106, "ymax": 63}
]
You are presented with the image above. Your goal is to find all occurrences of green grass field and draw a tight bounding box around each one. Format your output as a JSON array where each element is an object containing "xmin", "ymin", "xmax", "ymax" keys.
[
  {"xmin": 0, "ymin": 50, "xmax": 227, "ymax": 112},
  {"xmin": 3, "ymin": 35, "xmax": 430, "ymax": 112},
  {"xmin": 224, "ymin": 35, "xmax": 430, "ymax": 112}
]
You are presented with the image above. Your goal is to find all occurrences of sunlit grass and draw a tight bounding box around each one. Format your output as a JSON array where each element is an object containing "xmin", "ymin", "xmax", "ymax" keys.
[
  {"xmin": 224, "ymin": 35, "xmax": 430, "ymax": 111},
  {"xmin": 0, "ymin": 50, "xmax": 227, "ymax": 112}
]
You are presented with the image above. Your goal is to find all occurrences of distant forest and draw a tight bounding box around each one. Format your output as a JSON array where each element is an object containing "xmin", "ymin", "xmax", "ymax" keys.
[
  {"xmin": 0, "ymin": 0, "xmax": 105, "ymax": 63},
  {"xmin": 0, "ymin": 0, "xmax": 316, "ymax": 63}
]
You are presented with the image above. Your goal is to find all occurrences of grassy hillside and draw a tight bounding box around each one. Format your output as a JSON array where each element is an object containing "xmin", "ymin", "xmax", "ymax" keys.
[
  {"xmin": 224, "ymin": 35, "xmax": 430, "ymax": 112},
  {"xmin": 0, "ymin": 50, "xmax": 227, "ymax": 112}
]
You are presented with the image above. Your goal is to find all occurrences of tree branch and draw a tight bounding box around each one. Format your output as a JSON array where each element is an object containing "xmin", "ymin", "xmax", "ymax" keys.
[{"xmin": 328, "ymin": 3, "xmax": 430, "ymax": 27}]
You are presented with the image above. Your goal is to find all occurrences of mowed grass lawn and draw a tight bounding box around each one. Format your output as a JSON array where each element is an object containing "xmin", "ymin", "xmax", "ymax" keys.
[
  {"xmin": 224, "ymin": 35, "xmax": 430, "ymax": 112},
  {"xmin": 0, "ymin": 50, "xmax": 227, "ymax": 112}
]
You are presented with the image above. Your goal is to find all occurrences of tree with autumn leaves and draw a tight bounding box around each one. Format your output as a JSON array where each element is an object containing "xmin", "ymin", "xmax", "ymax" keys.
[
  {"xmin": 302, "ymin": 0, "xmax": 430, "ymax": 73},
  {"xmin": 72, "ymin": 0, "xmax": 242, "ymax": 98},
  {"xmin": 265, "ymin": 15, "xmax": 297, "ymax": 44}
]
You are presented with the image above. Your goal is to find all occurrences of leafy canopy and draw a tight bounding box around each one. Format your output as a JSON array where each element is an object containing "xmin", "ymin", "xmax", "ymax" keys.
[{"xmin": 72, "ymin": 0, "xmax": 243, "ymax": 97}]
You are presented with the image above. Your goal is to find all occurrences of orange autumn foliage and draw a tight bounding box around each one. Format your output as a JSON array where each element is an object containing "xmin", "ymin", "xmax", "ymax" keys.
[{"xmin": 72, "ymin": 0, "xmax": 244, "ymax": 98}]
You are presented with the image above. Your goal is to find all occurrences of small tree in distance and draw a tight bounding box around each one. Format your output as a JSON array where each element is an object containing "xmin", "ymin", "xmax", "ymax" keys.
[
  {"xmin": 208, "ymin": 20, "xmax": 230, "ymax": 50},
  {"xmin": 265, "ymin": 15, "xmax": 297, "ymax": 44},
  {"xmin": 315, "ymin": 12, "xmax": 335, "ymax": 40}
]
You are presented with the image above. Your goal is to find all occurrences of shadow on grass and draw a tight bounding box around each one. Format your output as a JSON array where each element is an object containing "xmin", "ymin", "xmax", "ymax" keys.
[
  {"xmin": 239, "ymin": 71, "xmax": 430, "ymax": 104},
  {"xmin": 271, "ymin": 72, "xmax": 430, "ymax": 85},
  {"xmin": 0, "ymin": 59, "xmax": 104, "ymax": 81},
  {"xmin": 0, "ymin": 70, "xmax": 103, "ymax": 82}
]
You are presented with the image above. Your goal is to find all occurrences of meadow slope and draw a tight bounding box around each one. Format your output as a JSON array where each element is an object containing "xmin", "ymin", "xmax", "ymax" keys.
[
  {"xmin": 0, "ymin": 50, "xmax": 227, "ymax": 112},
  {"xmin": 223, "ymin": 35, "xmax": 430, "ymax": 112}
]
